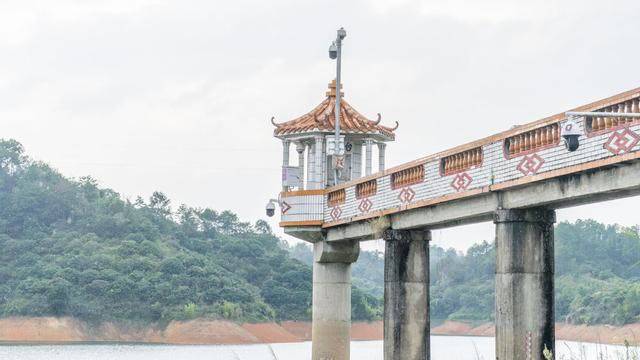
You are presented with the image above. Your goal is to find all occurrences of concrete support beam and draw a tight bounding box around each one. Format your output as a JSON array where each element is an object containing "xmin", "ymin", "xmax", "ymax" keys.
[
  {"xmin": 494, "ymin": 208, "xmax": 555, "ymax": 360},
  {"xmin": 326, "ymin": 217, "xmax": 391, "ymax": 242},
  {"xmin": 284, "ymin": 226, "xmax": 324, "ymax": 243},
  {"xmin": 312, "ymin": 240, "xmax": 360, "ymax": 360},
  {"xmin": 383, "ymin": 229, "xmax": 430, "ymax": 360},
  {"xmin": 318, "ymin": 161, "xmax": 640, "ymax": 243},
  {"xmin": 501, "ymin": 160, "xmax": 640, "ymax": 209},
  {"xmin": 390, "ymin": 193, "xmax": 498, "ymax": 231}
]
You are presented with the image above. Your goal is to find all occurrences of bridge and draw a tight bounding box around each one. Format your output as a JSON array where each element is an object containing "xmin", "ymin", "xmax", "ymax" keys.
[{"xmin": 271, "ymin": 81, "xmax": 640, "ymax": 360}]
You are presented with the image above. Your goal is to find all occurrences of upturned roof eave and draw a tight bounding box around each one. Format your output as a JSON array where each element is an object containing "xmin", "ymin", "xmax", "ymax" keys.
[
  {"xmin": 271, "ymin": 81, "xmax": 398, "ymax": 140},
  {"xmin": 273, "ymin": 128, "xmax": 394, "ymax": 142}
]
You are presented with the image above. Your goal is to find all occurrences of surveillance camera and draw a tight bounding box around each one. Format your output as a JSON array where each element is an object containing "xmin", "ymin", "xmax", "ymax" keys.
[
  {"xmin": 265, "ymin": 201, "xmax": 276, "ymax": 217},
  {"xmin": 561, "ymin": 118, "xmax": 582, "ymax": 152},
  {"xmin": 328, "ymin": 42, "xmax": 337, "ymax": 59},
  {"xmin": 337, "ymin": 27, "xmax": 346, "ymax": 40}
]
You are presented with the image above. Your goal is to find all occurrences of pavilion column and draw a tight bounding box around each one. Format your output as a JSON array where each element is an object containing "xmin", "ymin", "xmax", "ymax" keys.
[
  {"xmin": 494, "ymin": 208, "xmax": 555, "ymax": 360},
  {"xmin": 365, "ymin": 138, "xmax": 373, "ymax": 176},
  {"xmin": 307, "ymin": 142, "xmax": 315, "ymax": 189},
  {"xmin": 351, "ymin": 141, "xmax": 362, "ymax": 179},
  {"xmin": 378, "ymin": 142, "xmax": 386, "ymax": 172},
  {"xmin": 312, "ymin": 239, "xmax": 360, "ymax": 360},
  {"xmin": 313, "ymin": 135, "xmax": 324, "ymax": 190},
  {"xmin": 282, "ymin": 140, "xmax": 291, "ymax": 191},
  {"xmin": 296, "ymin": 142, "xmax": 306, "ymax": 190},
  {"xmin": 383, "ymin": 229, "xmax": 430, "ymax": 360}
]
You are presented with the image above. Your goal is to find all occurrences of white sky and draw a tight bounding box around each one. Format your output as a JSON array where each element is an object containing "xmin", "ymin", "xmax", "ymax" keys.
[{"xmin": 2, "ymin": 0, "xmax": 639, "ymax": 252}]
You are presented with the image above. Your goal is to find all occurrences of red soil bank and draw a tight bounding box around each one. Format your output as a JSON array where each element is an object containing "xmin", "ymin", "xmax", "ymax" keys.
[
  {"xmin": 280, "ymin": 321, "xmax": 312, "ymax": 340},
  {"xmin": 1, "ymin": 317, "xmax": 639, "ymax": 346},
  {"xmin": 241, "ymin": 323, "xmax": 299, "ymax": 343},
  {"xmin": 163, "ymin": 320, "xmax": 259, "ymax": 345},
  {"xmin": 0, "ymin": 317, "xmax": 86, "ymax": 343}
]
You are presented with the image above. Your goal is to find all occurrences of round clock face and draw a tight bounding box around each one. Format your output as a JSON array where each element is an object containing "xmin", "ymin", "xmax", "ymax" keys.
[{"xmin": 345, "ymin": 143, "xmax": 353, "ymax": 152}]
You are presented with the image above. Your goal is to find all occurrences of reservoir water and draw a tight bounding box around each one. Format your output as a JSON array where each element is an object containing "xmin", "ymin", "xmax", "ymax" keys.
[{"xmin": 1, "ymin": 336, "xmax": 636, "ymax": 360}]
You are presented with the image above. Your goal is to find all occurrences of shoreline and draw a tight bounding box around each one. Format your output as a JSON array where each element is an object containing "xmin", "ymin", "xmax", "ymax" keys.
[{"xmin": 1, "ymin": 317, "xmax": 639, "ymax": 347}]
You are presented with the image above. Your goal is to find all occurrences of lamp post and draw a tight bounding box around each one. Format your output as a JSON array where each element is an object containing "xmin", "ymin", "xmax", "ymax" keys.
[{"xmin": 329, "ymin": 27, "xmax": 346, "ymax": 185}]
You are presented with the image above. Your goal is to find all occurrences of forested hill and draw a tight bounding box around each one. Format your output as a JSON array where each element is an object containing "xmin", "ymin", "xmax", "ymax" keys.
[
  {"xmin": 290, "ymin": 218, "xmax": 640, "ymax": 326},
  {"xmin": 0, "ymin": 139, "xmax": 381, "ymax": 324},
  {"xmin": 2, "ymin": 138, "xmax": 639, "ymax": 327}
]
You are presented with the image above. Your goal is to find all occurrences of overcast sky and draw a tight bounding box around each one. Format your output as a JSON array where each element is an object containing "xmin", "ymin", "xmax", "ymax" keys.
[{"xmin": 2, "ymin": 0, "xmax": 639, "ymax": 252}]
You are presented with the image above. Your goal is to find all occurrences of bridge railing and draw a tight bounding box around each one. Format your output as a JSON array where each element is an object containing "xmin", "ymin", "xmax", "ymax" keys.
[
  {"xmin": 279, "ymin": 190, "xmax": 324, "ymax": 227},
  {"xmin": 321, "ymin": 89, "xmax": 640, "ymax": 227},
  {"xmin": 279, "ymin": 88, "xmax": 640, "ymax": 229}
]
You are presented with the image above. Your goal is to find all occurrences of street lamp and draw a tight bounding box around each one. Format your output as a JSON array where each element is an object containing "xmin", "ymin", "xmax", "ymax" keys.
[{"xmin": 329, "ymin": 27, "xmax": 346, "ymax": 185}]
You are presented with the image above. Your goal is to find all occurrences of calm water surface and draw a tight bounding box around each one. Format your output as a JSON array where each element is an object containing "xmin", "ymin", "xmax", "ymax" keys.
[{"xmin": 0, "ymin": 336, "xmax": 635, "ymax": 360}]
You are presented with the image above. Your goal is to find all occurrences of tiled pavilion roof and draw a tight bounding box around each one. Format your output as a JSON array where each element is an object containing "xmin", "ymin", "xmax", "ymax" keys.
[{"xmin": 272, "ymin": 80, "xmax": 398, "ymax": 140}]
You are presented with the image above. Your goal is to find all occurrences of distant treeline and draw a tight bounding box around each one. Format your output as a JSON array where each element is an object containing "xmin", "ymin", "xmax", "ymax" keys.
[{"xmin": 290, "ymin": 218, "xmax": 640, "ymax": 326}]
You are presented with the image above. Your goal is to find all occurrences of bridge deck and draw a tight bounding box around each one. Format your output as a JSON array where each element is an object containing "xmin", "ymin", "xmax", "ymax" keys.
[{"xmin": 279, "ymin": 87, "xmax": 640, "ymax": 233}]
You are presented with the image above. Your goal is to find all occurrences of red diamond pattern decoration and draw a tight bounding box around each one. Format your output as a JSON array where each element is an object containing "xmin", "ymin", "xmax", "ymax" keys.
[
  {"xmin": 398, "ymin": 187, "xmax": 416, "ymax": 204},
  {"xmin": 358, "ymin": 198, "xmax": 373, "ymax": 213},
  {"xmin": 517, "ymin": 153, "xmax": 545, "ymax": 176},
  {"xmin": 604, "ymin": 128, "xmax": 640, "ymax": 155},
  {"xmin": 330, "ymin": 206, "xmax": 342, "ymax": 221},
  {"xmin": 450, "ymin": 172, "xmax": 473, "ymax": 192},
  {"xmin": 280, "ymin": 201, "xmax": 291, "ymax": 214}
]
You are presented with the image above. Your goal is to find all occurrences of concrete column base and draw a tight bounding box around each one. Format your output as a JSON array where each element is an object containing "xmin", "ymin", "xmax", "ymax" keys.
[
  {"xmin": 383, "ymin": 229, "xmax": 430, "ymax": 360},
  {"xmin": 494, "ymin": 208, "xmax": 555, "ymax": 360},
  {"xmin": 312, "ymin": 240, "xmax": 359, "ymax": 360}
]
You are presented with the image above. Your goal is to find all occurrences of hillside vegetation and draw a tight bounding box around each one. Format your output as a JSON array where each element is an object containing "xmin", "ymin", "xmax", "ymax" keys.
[
  {"xmin": 291, "ymin": 220, "xmax": 640, "ymax": 326},
  {"xmin": 0, "ymin": 139, "xmax": 381, "ymax": 324},
  {"xmin": 2, "ymin": 138, "xmax": 639, "ymax": 327}
]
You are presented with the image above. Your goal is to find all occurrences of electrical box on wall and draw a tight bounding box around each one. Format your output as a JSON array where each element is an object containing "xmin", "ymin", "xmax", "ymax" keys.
[{"xmin": 282, "ymin": 166, "xmax": 302, "ymax": 188}]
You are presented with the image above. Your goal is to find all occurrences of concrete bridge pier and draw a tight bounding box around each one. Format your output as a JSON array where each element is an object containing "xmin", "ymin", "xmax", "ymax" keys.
[
  {"xmin": 312, "ymin": 239, "xmax": 360, "ymax": 360},
  {"xmin": 494, "ymin": 208, "xmax": 555, "ymax": 360},
  {"xmin": 383, "ymin": 229, "xmax": 431, "ymax": 360}
]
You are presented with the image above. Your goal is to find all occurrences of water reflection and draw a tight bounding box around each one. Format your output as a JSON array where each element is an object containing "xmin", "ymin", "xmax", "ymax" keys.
[{"xmin": 0, "ymin": 336, "xmax": 637, "ymax": 360}]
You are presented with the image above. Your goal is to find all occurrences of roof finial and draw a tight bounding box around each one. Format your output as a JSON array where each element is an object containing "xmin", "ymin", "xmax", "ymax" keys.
[
  {"xmin": 270, "ymin": 116, "xmax": 281, "ymax": 127},
  {"xmin": 325, "ymin": 79, "xmax": 344, "ymax": 97},
  {"xmin": 391, "ymin": 121, "xmax": 399, "ymax": 130},
  {"xmin": 374, "ymin": 113, "xmax": 382, "ymax": 125}
]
